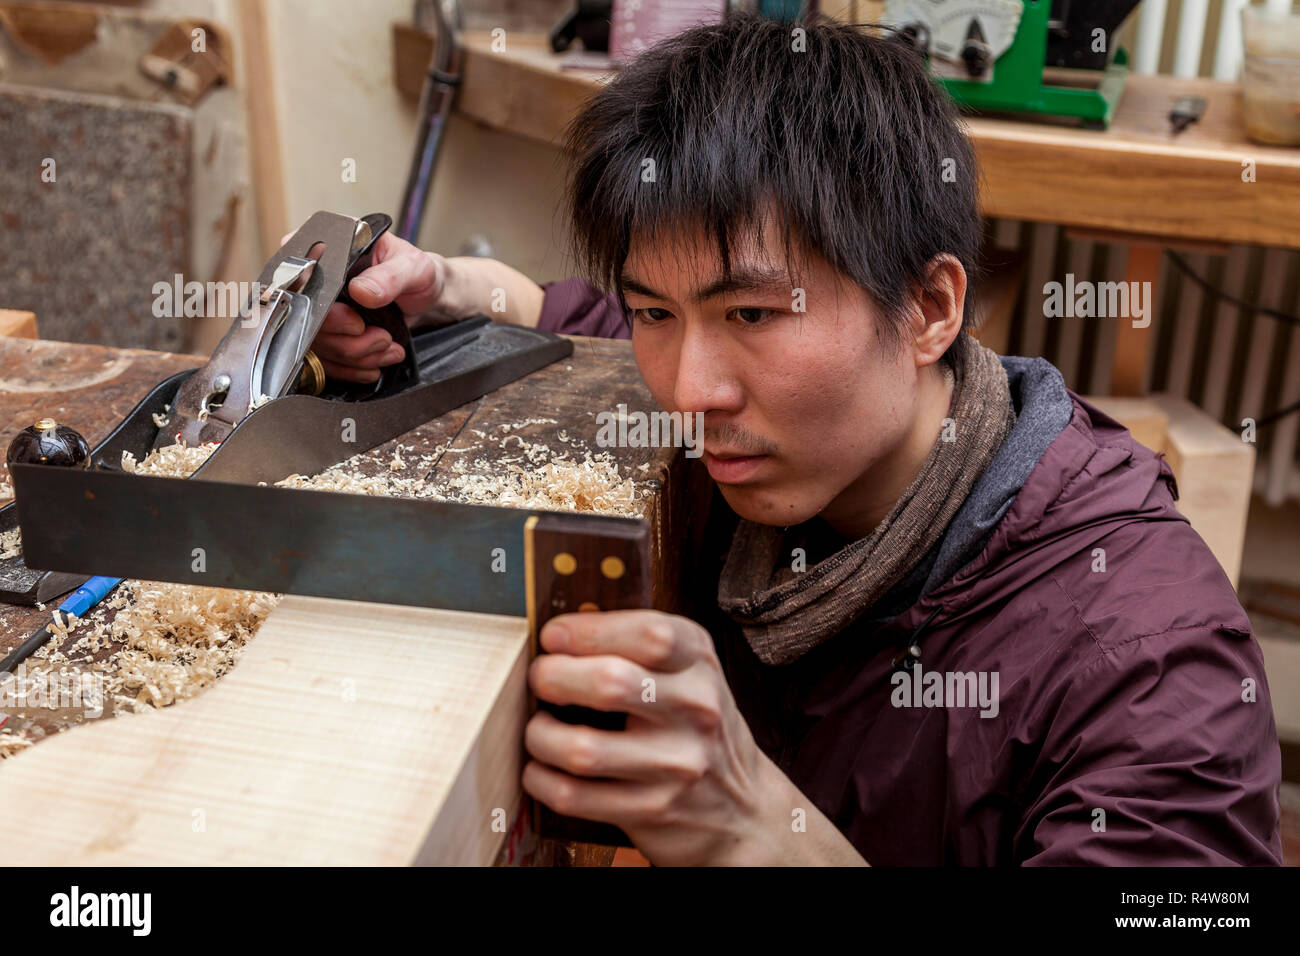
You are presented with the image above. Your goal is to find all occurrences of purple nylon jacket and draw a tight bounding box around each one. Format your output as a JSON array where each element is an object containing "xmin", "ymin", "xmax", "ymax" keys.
[{"xmin": 537, "ymin": 279, "xmax": 1283, "ymax": 866}]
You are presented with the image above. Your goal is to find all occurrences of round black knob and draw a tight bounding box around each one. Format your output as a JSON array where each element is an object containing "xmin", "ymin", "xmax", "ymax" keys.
[{"xmin": 5, "ymin": 419, "xmax": 91, "ymax": 469}]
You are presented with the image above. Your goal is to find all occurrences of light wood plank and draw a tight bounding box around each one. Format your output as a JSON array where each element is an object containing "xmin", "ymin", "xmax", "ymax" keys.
[
  {"xmin": 1057, "ymin": 237, "xmax": 1094, "ymax": 390},
  {"xmin": 0, "ymin": 309, "xmax": 37, "ymax": 339},
  {"xmin": 1089, "ymin": 393, "xmax": 1252, "ymax": 588},
  {"xmin": 1149, "ymin": 393, "xmax": 1255, "ymax": 588},
  {"xmin": 235, "ymin": 0, "xmax": 288, "ymax": 259},
  {"xmin": 1201, "ymin": 245, "xmax": 1252, "ymax": 421},
  {"xmin": 969, "ymin": 244, "xmax": 1023, "ymax": 356},
  {"xmin": 1257, "ymin": 633, "xmax": 1300, "ymax": 742},
  {"xmin": 0, "ymin": 595, "xmax": 530, "ymax": 866}
]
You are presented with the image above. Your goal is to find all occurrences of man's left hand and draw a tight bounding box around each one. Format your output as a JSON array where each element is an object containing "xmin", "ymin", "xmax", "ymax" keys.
[{"xmin": 523, "ymin": 609, "xmax": 780, "ymax": 865}]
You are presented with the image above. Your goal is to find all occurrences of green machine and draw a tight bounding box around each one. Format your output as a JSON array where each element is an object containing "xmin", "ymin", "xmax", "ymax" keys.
[{"xmin": 882, "ymin": 0, "xmax": 1144, "ymax": 129}]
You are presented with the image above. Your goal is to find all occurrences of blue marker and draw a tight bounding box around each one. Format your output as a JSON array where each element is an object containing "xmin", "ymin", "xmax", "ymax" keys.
[{"xmin": 58, "ymin": 575, "xmax": 121, "ymax": 619}]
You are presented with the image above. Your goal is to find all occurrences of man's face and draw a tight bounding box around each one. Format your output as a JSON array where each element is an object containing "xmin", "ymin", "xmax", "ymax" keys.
[{"xmin": 626, "ymin": 219, "xmax": 926, "ymax": 532}]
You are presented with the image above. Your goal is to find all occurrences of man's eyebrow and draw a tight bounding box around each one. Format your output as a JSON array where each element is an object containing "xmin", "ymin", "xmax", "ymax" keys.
[{"xmin": 620, "ymin": 265, "xmax": 794, "ymax": 304}]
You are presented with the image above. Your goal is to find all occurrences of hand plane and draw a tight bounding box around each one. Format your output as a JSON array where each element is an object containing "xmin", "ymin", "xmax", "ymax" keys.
[{"xmin": 162, "ymin": 210, "xmax": 422, "ymax": 449}]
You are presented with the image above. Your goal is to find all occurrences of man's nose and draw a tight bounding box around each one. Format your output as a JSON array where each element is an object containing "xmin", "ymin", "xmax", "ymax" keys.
[{"xmin": 673, "ymin": 323, "xmax": 740, "ymax": 414}]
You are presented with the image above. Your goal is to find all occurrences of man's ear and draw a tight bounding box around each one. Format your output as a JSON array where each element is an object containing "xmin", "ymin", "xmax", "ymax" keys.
[{"xmin": 910, "ymin": 254, "xmax": 967, "ymax": 368}]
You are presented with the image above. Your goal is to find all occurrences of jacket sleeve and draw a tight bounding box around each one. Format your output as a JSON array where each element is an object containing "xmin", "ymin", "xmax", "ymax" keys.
[
  {"xmin": 1016, "ymin": 624, "xmax": 1283, "ymax": 866},
  {"xmin": 537, "ymin": 278, "xmax": 631, "ymax": 340}
]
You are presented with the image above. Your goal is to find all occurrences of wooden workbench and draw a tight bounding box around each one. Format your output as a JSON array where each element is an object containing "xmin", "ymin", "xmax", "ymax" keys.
[{"xmin": 0, "ymin": 333, "xmax": 694, "ymax": 865}]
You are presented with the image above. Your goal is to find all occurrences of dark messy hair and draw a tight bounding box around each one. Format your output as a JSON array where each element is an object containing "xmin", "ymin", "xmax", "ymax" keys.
[{"xmin": 562, "ymin": 13, "xmax": 985, "ymax": 360}]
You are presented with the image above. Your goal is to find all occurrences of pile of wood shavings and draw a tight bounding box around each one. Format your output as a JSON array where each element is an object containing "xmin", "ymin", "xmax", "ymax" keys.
[
  {"xmin": 0, "ymin": 728, "xmax": 31, "ymax": 758},
  {"xmin": 437, "ymin": 455, "xmax": 639, "ymax": 514},
  {"xmin": 83, "ymin": 580, "xmax": 279, "ymax": 709},
  {"xmin": 275, "ymin": 449, "xmax": 436, "ymax": 499},
  {"xmin": 0, "ymin": 526, "xmax": 20, "ymax": 559},
  {"xmin": 282, "ymin": 449, "xmax": 641, "ymax": 516},
  {"xmin": 276, "ymin": 421, "xmax": 644, "ymax": 517},
  {"xmin": 433, "ymin": 420, "xmax": 643, "ymax": 516},
  {"xmin": 120, "ymin": 441, "xmax": 220, "ymax": 477}
]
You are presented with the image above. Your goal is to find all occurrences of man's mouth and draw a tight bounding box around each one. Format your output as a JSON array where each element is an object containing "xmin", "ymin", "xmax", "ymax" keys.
[{"xmin": 702, "ymin": 450, "xmax": 770, "ymax": 484}]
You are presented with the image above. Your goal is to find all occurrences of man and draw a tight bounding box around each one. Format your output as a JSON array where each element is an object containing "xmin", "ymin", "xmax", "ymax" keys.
[{"xmin": 313, "ymin": 14, "xmax": 1282, "ymax": 865}]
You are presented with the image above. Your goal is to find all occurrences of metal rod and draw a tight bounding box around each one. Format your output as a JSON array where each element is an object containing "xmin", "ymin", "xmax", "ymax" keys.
[{"xmin": 397, "ymin": 0, "xmax": 463, "ymax": 242}]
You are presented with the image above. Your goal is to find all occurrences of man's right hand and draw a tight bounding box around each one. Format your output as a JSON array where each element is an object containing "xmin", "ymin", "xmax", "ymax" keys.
[
  {"xmin": 299, "ymin": 231, "xmax": 460, "ymax": 385},
  {"xmin": 279, "ymin": 227, "xmax": 546, "ymax": 384}
]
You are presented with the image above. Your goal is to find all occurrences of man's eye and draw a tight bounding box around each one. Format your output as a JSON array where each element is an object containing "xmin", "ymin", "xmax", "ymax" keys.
[
  {"xmin": 731, "ymin": 307, "xmax": 772, "ymax": 325},
  {"xmin": 633, "ymin": 308, "xmax": 672, "ymax": 323}
]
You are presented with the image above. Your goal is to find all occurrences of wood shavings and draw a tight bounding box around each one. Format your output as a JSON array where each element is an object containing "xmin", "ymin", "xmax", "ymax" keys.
[
  {"xmin": 421, "ymin": 416, "xmax": 644, "ymax": 516},
  {"xmin": 49, "ymin": 609, "xmax": 76, "ymax": 639},
  {"xmin": 433, "ymin": 454, "xmax": 640, "ymax": 516},
  {"xmin": 121, "ymin": 441, "xmax": 218, "ymax": 477},
  {"xmin": 277, "ymin": 418, "xmax": 645, "ymax": 519},
  {"xmin": 494, "ymin": 418, "xmax": 557, "ymax": 432},
  {"xmin": 0, "ymin": 728, "xmax": 33, "ymax": 758},
  {"xmin": 149, "ymin": 403, "xmax": 172, "ymax": 431},
  {"xmin": 0, "ymin": 526, "xmax": 20, "ymax": 559},
  {"xmin": 100, "ymin": 440, "xmax": 269, "ymax": 705},
  {"xmin": 98, "ymin": 579, "xmax": 279, "ymax": 711},
  {"xmin": 248, "ymin": 393, "xmax": 273, "ymax": 411},
  {"xmin": 427, "ymin": 420, "xmax": 641, "ymax": 515},
  {"xmin": 276, "ymin": 462, "xmax": 431, "ymax": 499}
]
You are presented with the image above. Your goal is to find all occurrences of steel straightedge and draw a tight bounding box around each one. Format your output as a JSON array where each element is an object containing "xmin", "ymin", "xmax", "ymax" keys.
[{"xmin": 11, "ymin": 465, "xmax": 646, "ymax": 618}]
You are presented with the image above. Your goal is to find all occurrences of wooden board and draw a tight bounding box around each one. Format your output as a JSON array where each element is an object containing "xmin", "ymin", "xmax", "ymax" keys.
[
  {"xmin": 0, "ymin": 309, "xmax": 36, "ymax": 339},
  {"xmin": 1258, "ymin": 631, "xmax": 1300, "ymax": 743},
  {"xmin": 0, "ymin": 596, "xmax": 530, "ymax": 865},
  {"xmin": 1147, "ymin": 394, "xmax": 1254, "ymax": 590},
  {"xmin": 1090, "ymin": 392, "xmax": 1254, "ymax": 589},
  {"xmin": 235, "ymin": 0, "xmax": 288, "ymax": 258}
]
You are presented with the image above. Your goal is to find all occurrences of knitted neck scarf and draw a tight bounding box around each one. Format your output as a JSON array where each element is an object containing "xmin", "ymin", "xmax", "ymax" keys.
[{"xmin": 715, "ymin": 332, "xmax": 1016, "ymax": 666}]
